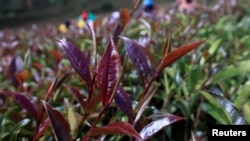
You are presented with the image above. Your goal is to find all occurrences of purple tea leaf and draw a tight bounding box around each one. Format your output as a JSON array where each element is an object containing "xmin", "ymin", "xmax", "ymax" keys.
[
  {"xmin": 136, "ymin": 114, "xmax": 185, "ymax": 141},
  {"xmin": 120, "ymin": 36, "xmax": 152, "ymax": 84},
  {"xmin": 2, "ymin": 92, "xmax": 38, "ymax": 121},
  {"xmin": 114, "ymin": 86, "xmax": 133, "ymax": 120},
  {"xmin": 43, "ymin": 101, "xmax": 72, "ymax": 141},
  {"xmin": 97, "ymin": 38, "xmax": 121, "ymax": 106},
  {"xmin": 14, "ymin": 94, "xmax": 38, "ymax": 120},
  {"xmin": 64, "ymin": 84, "xmax": 86, "ymax": 110},
  {"xmin": 56, "ymin": 38, "xmax": 92, "ymax": 87}
]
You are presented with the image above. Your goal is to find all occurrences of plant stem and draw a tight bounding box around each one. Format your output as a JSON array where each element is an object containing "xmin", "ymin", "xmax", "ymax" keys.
[
  {"xmin": 33, "ymin": 106, "xmax": 45, "ymax": 141},
  {"xmin": 92, "ymin": 104, "xmax": 109, "ymax": 128},
  {"xmin": 134, "ymin": 74, "xmax": 157, "ymax": 113},
  {"xmin": 139, "ymin": 73, "xmax": 158, "ymax": 100},
  {"xmin": 83, "ymin": 104, "xmax": 109, "ymax": 140},
  {"xmin": 88, "ymin": 73, "xmax": 96, "ymax": 104},
  {"xmin": 76, "ymin": 112, "xmax": 88, "ymax": 139}
]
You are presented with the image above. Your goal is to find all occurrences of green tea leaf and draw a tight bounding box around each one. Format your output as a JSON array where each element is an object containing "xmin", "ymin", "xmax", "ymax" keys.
[
  {"xmin": 8, "ymin": 119, "xmax": 30, "ymax": 141},
  {"xmin": 200, "ymin": 38, "xmax": 222, "ymax": 65},
  {"xmin": 201, "ymin": 90, "xmax": 246, "ymax": 124},
  {"xmin": 214, "ymin": 60, "xmax": 250, "ymax": 80},
  {"xmin": 200, "ymin": 91, "xmax": 232, "ymax": 124},
  {"xmin": 67, "ymin": 106, "xmax": 78, "ymax": 138},
  {"xmin": 234, "ymin": 82, "xmax": 250, "ymax": 107},
  {"xmin": 188, "ymin": 66, "xmax": 202, "ymax": 90}
]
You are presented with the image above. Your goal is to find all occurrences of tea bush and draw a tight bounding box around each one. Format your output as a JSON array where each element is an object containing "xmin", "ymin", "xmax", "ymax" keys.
[{"xmin": 0, "ymin": 0, "xmax": 249, "ymax": 141}]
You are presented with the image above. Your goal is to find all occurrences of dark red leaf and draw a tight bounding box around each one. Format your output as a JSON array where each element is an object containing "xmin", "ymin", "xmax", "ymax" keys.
[
  {"xmin": 64, "ymin": 84, "xmax": 86, "ymax": 110},
  {"xmin": 85, "ymin": 94, "xmax": 102, "ymax": 114},
  {"xmin": 14, "ymin": 94, "xmax": 38, "ymax": 120},
  {"xmin": 55, "ymin": 73, "xmax": 70, "ymax": 90},
  {"xmin": 2, "ymin": 92, "xmax": 38, "ymax": 121},
  {"xmin": 43, "ymin": 101, "xmax": 72, "ymax": 141},
  {"xmin": 89, "ymin": 121, "xmax": 142, "ymax": 139},
  {"xmin": 156, "ymin": 40, "xmax": 206, "ymax": 74},
  {"xmin": 56, "ymin": 38, "xmax": 92, "ymax": 87},
  {"xmin": 34, "ymin": 118, "xmax": 50, "ymax": 140},
  {"xmin": 97, "ymin": 38, "xmax": 121, "ymax": 106},
  {"xmin": 137, "ymin": 114, "xmax": 185, "ymax": 141},
  {"xmin": 120, "ymin": 36, "xmax": 152, "ymax": 84},
  {"xmin": 114, "ymin": 86, "xmax": 133, "ymax": 120},
  {"xmin": 44, "ymin": 76, "xmax": 58, "ymax": 102}
]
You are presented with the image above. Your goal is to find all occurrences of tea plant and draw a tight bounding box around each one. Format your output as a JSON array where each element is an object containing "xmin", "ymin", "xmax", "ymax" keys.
[{"xmin": 0, "ymin": 0, "xmax": 250, "ymax": 141}]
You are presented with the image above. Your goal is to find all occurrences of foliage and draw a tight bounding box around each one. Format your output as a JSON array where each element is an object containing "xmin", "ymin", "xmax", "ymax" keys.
[{"xmin": 0, "ymin": 0, "xmax": 250, "ymax": 141}]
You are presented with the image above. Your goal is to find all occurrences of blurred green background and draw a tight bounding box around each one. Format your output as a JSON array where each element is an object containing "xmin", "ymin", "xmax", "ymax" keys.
[{"xmin": 0, "ymin": 0, "xmax": 177, "ymax": 29}]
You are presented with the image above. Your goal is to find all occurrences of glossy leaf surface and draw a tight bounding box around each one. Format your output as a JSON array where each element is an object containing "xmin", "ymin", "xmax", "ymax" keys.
[
  {"xmin": 97, "ymin": 38, "xmax": 121, "ymax": 106},
  {"xmin": 56, "ymin": 38, "xmax": 91, "ymax": 86},
  {"xmin": 201, "ymin": 91, "xmax": 232, "ymax": 124},
  {"xmin": 137, "ymin": 114, "xmax": 185, "ymax": 141},
  {"xmin": 120, "ymin": 36, "xmax": 152, "ymax": 83},
  {"xmin": 114, "ymin": 86, "xmax": 133, "ymax": 120},
  {"xmin": 201, "ymin": 90, "xmax": 246, "ymax": 125}
]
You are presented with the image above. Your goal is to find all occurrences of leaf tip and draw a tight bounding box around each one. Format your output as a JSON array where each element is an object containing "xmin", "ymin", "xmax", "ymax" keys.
[
  {"xmin": 41, "ymin": 100, "xmax": 48, "ymax": 107},
  {"xmin": 55, "ymin": 38, "xmax": 67, "ymax": 50}
]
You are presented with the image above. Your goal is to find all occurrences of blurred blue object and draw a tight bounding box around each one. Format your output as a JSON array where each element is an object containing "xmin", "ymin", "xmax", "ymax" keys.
[
  {"xmin": 88, "ymin": 12, "xmax": 97, "ymax": 21},
  {"xmin": 142, "ymin": 0, "xmax": 154, "ymax": 7},
  {"xmin": 142, "ymin": 0, "xmax": 154, "ymax": 11}
]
